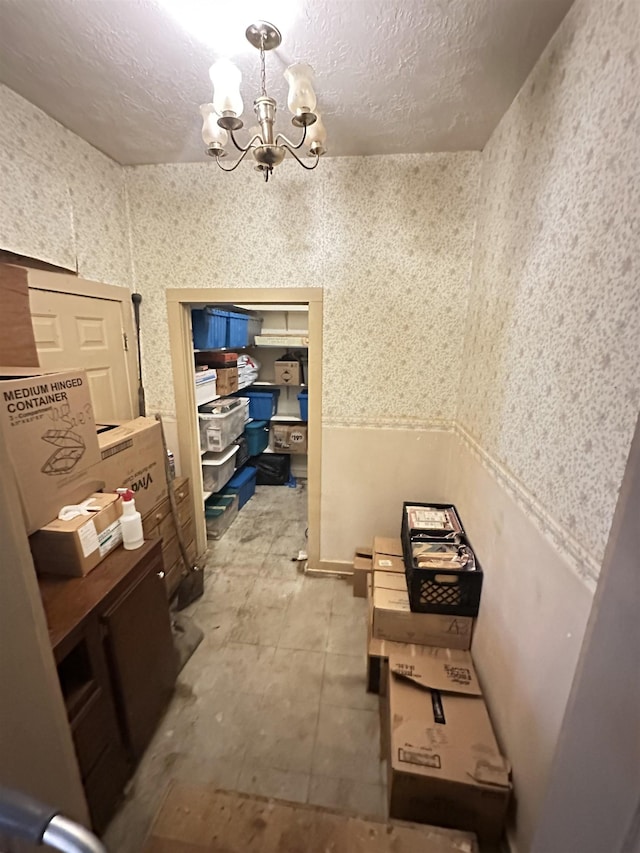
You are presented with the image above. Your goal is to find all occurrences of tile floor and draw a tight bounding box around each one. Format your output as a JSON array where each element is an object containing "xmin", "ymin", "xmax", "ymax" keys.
[{"xmin": 104, "ymin": 482, "xmax": 383, "ymax": 853}]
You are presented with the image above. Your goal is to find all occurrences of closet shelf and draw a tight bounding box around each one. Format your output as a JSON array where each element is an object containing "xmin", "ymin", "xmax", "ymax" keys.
[
  {"xmin": 252, "ymin": 381, "xmax": 307, "ymax": 388},
  {"xmin": 270, "ymin": 414, "xmax": 304, "ymax": 423}
]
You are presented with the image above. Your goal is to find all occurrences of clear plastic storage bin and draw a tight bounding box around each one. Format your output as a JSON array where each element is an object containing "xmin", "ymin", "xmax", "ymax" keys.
[
  {"xmin": 205, "ymin": 493, "xmax": 238, "ymax": 539},
  {"xmin": 199, "ymin": 398, "xmax": 249, "ymax": 453},
  {"xmin": 202, "ymin": 444, "xmax": 239, "ymax": 493}
]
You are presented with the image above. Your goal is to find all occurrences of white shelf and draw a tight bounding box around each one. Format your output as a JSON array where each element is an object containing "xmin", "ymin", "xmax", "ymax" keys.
[
  {"xmin": 203, "ymin": 490, "xmax": 213, "ymax": 502},
  {"xmin": 252, "ymin": 381, "xmax": 307, "ymax": 388},
  {"xmin": 271, "ymin": 414, "xmax": 304, "ymax": 423},
  {"xmin": 251, "ymin": 343, "xmax": 308, "ymax": 349}
]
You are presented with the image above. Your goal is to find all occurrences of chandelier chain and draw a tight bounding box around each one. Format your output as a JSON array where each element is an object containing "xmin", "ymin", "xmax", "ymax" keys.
[{"xmin": 260, "ymin": 34, "xmax": 267, "ymax": 97}]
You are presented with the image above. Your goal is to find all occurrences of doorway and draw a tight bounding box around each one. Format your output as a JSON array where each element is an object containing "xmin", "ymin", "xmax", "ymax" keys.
[{"xmin": 166, "ymin": 287, "xmax": 322, "ymax": 567}]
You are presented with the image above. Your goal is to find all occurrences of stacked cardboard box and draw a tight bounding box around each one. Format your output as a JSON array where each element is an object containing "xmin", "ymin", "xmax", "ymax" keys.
[
  {"xmin": 362, "ymin": 527, "xmax": 510, "ymax": 844},
  {"xmin": 384, "ymin": 647, "xmax": 511, "ymax": 844}
]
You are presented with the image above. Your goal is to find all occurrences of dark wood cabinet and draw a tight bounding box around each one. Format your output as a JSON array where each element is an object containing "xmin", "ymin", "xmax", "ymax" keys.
[
  {"xmin": 38, "ymin": 539, "xmax": 177, "ymax": 833},
  {"xmin": 103, "ymin": 560, "xmax": 177, "ymax": 758}
]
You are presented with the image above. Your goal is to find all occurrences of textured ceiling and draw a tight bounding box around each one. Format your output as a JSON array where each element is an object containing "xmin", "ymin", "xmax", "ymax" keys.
[{"xmin": 0, "ymin": 0, "xmax": 573, "ymax": 165}]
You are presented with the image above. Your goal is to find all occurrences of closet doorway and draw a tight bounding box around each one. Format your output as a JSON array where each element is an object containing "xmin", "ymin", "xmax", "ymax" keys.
[{"xmin": 166, "ymin": 288, "xmax": 322, "ymax": 567}]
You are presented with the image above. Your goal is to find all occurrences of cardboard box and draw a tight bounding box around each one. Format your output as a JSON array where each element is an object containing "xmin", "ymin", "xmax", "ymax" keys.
[
  {"xmin": 274, "ymin": 360, "xmax": 301, "ymax": 385},
  {"xmin": 373, "ymin": 553, "xmax": 405, "ymax": 573},
  {"xmin": 29, "ymin": 492, "xmax": 123, "ymax": 577},
  {"xmin": 94, "ymin": 418, "xmax": 168, "ymax": 517},
  {"xmin": 373, "ymin": 536, "xmax": 403, "ymax": 557},
  {"xmin": 352, "ymin": 554, "xmax": 373, "ymax": 598},
  {"xmin": 270, "ymin": 423, "xmax": 307, "ymax": 454},
  {"xmin": 0, "ymin": 368, "xmax": 103, "ymax": 533},
  {"xmin": 367, "ymin": 595, "xmax": 416, "ymax": 695},
  {"xmin": 215, "ymin": 367, "xmax": 239, "ymax": 396},
  {"xmin": 372, "ymin": 572, "xmax": 473, "ymax": 649},
  {"xmin": 387, "ymin": 647, "xmax": 511, "ymax": 843}
]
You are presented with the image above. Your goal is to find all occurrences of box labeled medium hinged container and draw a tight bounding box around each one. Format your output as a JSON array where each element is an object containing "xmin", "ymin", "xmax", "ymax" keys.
[
  {"xmin": 0, "ymin": 368, "xmax": 102, "ymax": 533},
  {"xmin": 387, "ymin": 646, "xmax": 511, "ymax": 843},
  {"xmin": 29, "ymin": 492, "xmax": 123, "ymax": 577},
  {"xmin": 402, "ymin": 502, "xmax": 483, "ymax": 618}
]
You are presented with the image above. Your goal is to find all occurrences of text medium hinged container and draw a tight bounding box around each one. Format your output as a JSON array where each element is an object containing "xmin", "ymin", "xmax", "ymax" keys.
[
  {"xmin": 201, "ymin": 444, "xmax": 239, "ymax": 493},
  {"xmin": 401, "ymin": 501, "xmax": 483, "ymax": 618}
]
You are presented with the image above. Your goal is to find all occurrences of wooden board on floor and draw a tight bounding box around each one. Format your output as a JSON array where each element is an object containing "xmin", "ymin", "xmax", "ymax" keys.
[{"xmin": 143, "ymin": 783, "xmax": 478, "ymax": 853}]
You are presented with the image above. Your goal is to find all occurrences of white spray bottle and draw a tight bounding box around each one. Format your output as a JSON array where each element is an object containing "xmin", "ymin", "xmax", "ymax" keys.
[{"xmin": 116, "ymin": 488, "xmax": 144, "ymax": 550}]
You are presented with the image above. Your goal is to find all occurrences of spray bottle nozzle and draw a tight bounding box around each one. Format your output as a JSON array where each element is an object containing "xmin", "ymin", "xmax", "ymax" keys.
[{"xmin": 116, "ymin": 488, "xmax": 134, "ymax": 502}]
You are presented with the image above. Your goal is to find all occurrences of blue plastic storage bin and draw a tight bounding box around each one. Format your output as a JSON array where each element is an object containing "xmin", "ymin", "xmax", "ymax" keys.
[
  {"xmin": 227, "ymin": 312, "xmax": 249, "ymax": 348},
  {"xmin": 244, "ymin": 420, "xmax": 269, "ymax": 456},
  {"xmin": 192, "ymin": 308, "xmax": 229, "ymax": 349},
  {"xmin": 298, "ymin": 390, "xmax": 308, "ymax": 421},
  {"xmin": 240, "ymin": 388, "xmax": 280, "ymax": 420},
  {"xmin": 226, "ymin": 465, "xmax": 257, "ymax": 510}
]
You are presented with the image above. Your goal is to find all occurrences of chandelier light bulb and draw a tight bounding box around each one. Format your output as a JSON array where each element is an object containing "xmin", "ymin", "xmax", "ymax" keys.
[
  {"xmin": 284, "ymin": 62, "xmax": 317, "ymax": 116},
  {"xmin": 209, "ymin": 59, "xmax": 244, "ymax": 117},
  {"xmin": 306, "ymin": 110, "xmax": 327, "ymax": 155},
  {"xmin": 199, "ymin": 104, "xmax": 229, "ymax": 147}
]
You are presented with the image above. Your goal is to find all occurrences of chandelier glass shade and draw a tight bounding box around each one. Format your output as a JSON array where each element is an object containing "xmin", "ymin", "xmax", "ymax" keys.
[{"xmin": 200, "ymin": 21, "xmax": 327, "ymax": 181}]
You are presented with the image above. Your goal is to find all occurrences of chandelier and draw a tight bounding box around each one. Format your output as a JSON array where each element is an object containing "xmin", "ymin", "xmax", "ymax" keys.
[{"xmin": 199, "ymin": 21, "xmax": 327, "ymax": 182}]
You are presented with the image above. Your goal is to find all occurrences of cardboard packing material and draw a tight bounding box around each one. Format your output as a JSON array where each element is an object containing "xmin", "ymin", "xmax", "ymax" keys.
[
  {"xmin": 386, "ymin": 647, "xmax": 511, "ymax": 843},
  {"xmin": 270, "ymin": 423, "xmax": 307, "ymax": 454},
  {"xmin": 94, "ymin": 417, "xmax": 168, "ymax": 517},
  {"xmin": 367, "ymin": 593, "xmax": 417, "ymax": 695},
  {"xmin": 0, "ymin": 368, "xmax": 102, "ymax": 533},
  {"xmin": 372, "ymin": 571, "xmax": 473, "ymax": 650},
  {"xmin": 373, "ymin": 536, "xmax": 404, "ymax": 557},
  {"xmin": 215, "ymin": 367, "xmax": 239, "ymax": 396},
  {"xmin": 352, "ymin": 554, "xmax": 373, "ymax": 598},
  {"xmin": 274, "ymin": 360, "xmax": 302, "ymax": 386},
  {"xmin": 29, "ymin": 492, "xmax": 123, "ymax": 577},
  {"xmin": 373, "ymin": 552, "xmax": 405, "ymax": 573}
]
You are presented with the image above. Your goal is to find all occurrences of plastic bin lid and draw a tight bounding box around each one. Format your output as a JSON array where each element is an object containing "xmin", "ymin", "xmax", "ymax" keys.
[
  {"xmin": 298, "ymin": 389, "xmax": 308, "ymax": 398},
  {"xmin": 202, "ymin": 445, "xmax": 239, "ymax": 466},
  {"xmin": 245, "ymin": 420, "xmax": 268, "ymax": 430},
  {"xmin": 227, "ymin": 465, "xmax": 258, "ymax": 489}
]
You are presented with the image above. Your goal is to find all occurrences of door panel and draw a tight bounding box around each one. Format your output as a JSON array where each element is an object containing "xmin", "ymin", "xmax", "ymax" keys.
[{"xmin": 29, "ymin": 288, "xmax": 134, "ymax": 422}]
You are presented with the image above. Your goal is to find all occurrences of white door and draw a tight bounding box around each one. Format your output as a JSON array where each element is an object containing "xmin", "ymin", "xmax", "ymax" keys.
[{"xmin": 29, "ymin": 288, "xmax": 135, "ymax": 423}]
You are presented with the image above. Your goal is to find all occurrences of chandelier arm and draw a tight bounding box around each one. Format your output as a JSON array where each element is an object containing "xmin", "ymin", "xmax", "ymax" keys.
[
  {"xmin": 214, "ymin": 146, "xmax": 254, "ymax": 172},
  {"xmin": 229, "ymin": 130, "xmax": 262, "ymax": 153},
  {"xmin": 281, "ymin": 144, "xmax": 320, "ymax": 171},
  {"xmin": 274, "ymin": 124, "xmax": 307, "ymax": 150}
]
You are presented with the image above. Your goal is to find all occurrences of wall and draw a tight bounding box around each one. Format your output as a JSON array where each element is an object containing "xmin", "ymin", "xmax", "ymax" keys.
[
  {"xmin": 126, "ymin": 152, "xmax": 480, "ymax": 558},
  {"xmin": 0, "ymin": 85, "xmax": 132, "ymax": 288},
  {"xmin": 454, "ymin": 0, "xmax": 640, "ymax": 850}
]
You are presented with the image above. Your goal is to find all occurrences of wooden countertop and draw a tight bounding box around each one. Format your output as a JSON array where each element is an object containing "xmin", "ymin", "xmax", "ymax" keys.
[{"xmin": 38, "ymin": 538, "xmax": 162, "ymax": 661}]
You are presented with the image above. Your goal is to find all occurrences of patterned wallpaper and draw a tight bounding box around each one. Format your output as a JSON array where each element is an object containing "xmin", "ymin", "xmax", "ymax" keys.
[
  {"xmin": 0, "ymin": 85, "xmax": 132, "ymax": 288},
  {"xmin": 458, "ymin": 0, "xmax": 640, "ymax": 583},
  {"xmin": 126, "ymin": 153, "xmax": 480, "ymax": 420}
]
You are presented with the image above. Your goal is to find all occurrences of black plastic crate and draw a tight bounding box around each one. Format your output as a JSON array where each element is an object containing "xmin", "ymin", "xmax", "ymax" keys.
[{"xmin": 401, "ymin": 501, "xmax": 483, "ymax": 617}]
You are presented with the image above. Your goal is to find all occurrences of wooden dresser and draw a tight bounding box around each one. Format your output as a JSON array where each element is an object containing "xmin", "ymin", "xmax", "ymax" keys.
[
  {"xmin": 141, "ymin": 476, "xmax": 197, "ymax": 598},
  {"xmin": 38, "ymin": 539, "xmax": 177, "ymax": 833}
]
